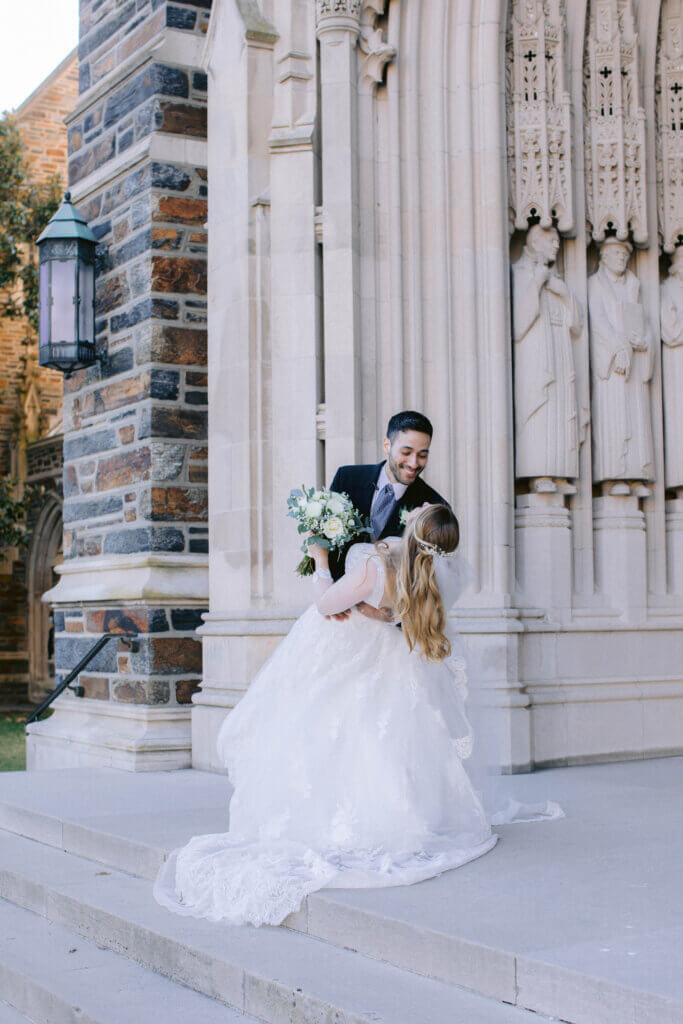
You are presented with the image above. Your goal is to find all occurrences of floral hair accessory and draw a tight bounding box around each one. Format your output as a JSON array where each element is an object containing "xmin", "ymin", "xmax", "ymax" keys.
[{"xmin": 414, "ymin": 536, "xmax": 458, "ymax": 559}]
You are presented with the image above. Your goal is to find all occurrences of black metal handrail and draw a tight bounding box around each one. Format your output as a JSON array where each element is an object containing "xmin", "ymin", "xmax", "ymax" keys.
[{"xmin": 26, "ymin": 633, "xmax": 138, "ymax": 725}]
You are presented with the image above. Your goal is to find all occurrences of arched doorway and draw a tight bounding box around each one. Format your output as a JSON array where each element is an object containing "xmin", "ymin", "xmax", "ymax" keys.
[{"xmin": 27, "ymin": 495, "xmax": 63, "ymax": 703}]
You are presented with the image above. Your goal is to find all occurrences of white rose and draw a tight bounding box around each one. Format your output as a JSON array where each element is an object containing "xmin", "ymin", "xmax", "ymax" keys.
[
  {"xmin": 323, "ymin": 516, "xmax": 345, "ymax": 541},
  {"xmin": 306, "ymin": 500, "xmax": 323, "ymax": 519},
  {"xmin": 326, "ymin": 496, "xmax": 345, "ymax": 515}
]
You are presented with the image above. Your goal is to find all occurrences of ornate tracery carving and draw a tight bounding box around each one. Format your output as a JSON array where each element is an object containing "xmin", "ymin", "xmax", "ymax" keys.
[
  {"xmin": 507, "ymin": 0, "xmax": 573, "ymax": 233},
  {"xmin": 657, "ymin": 0, "xmax": 683, "ymax": 253},
  {"xmin": 584, "ymin": 0, "xmax": 647, "ymax": 245}
]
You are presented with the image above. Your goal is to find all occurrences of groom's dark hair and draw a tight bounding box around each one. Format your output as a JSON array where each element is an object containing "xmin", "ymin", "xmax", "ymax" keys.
[{"xmin": 386, "ymin": 410, "xmax": 433, "ymax": 441}]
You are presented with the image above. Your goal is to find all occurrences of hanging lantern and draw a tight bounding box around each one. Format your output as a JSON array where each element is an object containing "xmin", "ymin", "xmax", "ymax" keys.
[{"xmin": 37, "ymin": 192, "xmax": 98, "ymax": 377}]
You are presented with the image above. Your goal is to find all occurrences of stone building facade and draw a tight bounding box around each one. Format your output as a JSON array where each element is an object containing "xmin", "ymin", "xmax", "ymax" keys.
[
  {"xmin": 28, "ymin": 0, "xmax": 211, "ymax": 768},
  {"xmin": 29, "ymin": 0, "xmax": 683, "ymax": 773},
  {"xmin": 0, "ymin": 51, "xmax": 78, "ymax": 708}
]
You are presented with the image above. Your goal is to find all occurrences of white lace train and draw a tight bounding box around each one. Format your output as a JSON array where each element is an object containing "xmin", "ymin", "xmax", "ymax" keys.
[{"xmin": 154, "ymin": 603, "xmax": 560, "ymax": 927}]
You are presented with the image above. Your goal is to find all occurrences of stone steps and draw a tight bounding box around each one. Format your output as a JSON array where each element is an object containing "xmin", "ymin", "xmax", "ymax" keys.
[
  {"xmin": 1, "ymin": 762, "xmax": 682, "ymax": 1024},
  {"xmin": 0, "ymin": 800, "xmax": 520, "ymax": 1005},
  {"xmin": 0, "ymin": 827, "xmax": 546, "ymax": 1024},
  {"xmin": 0, "ymin": 898, "xmax": 253, "ymax": 1024}
]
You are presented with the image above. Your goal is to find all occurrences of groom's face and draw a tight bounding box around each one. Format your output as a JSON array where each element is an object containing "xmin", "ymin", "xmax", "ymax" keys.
[{"xmin": 383, "ymin": 430, "xmax": 431, "ymax": 486}]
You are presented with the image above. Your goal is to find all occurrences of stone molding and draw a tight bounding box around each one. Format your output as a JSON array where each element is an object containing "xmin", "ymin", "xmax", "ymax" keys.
[
  {"xmin": 67, "ymin": 133, "xmax": 208, "ymax": 204},
  {"xmin": 26, "ymin": 695, "xmax": 193, "ymax": 771},
  {"xmin": 43, "ymin": 553, "xmax": 208, "ymax": 605}
]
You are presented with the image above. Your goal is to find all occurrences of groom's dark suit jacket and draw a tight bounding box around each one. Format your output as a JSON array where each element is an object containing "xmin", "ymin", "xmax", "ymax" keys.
[{"xmin": 328, "ymin": 461, "xmax": 448, "ymax": 580}]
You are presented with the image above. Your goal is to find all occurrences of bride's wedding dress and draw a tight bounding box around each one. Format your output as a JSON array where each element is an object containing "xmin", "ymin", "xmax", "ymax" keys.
[{"xmin": 154, "ymin": 544, "xmax": 560, "ymax": 927}]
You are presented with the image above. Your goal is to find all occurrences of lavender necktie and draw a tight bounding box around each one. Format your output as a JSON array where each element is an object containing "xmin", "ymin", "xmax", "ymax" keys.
[{"xmin": 371, "ymin": 483, "xmax": 395, "ymax": 540}]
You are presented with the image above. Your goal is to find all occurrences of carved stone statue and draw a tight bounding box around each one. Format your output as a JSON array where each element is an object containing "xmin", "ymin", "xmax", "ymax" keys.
[
  {"xmin": 587, "ymin": 238, "xmax": 654, "ymax": 485},
  {"xmin": 661, "ymin": 246, "xmax": 683, "ymax": 492},
  {"xmin": 512, "ymin": 225, "xmax": 583, "ymax": 483}
]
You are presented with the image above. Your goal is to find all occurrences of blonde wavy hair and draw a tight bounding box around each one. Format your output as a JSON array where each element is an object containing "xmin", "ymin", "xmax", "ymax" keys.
[{"xmin": 394, "ymin": 504, "xmax": 460, "ymax": 663}]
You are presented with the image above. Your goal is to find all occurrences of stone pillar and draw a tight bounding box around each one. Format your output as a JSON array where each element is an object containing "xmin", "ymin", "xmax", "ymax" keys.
[
  {"xmin": 27, "ymin": 0, "xmax": 211, "ymax": 770},
  {"xmin": 666, "ymin": 496, "xmax": 683, "ymax": 595},
  {"xmin": 593, "ymin": 489, "xmax": 649, "ymax": 620},
  {"xmin": 317, "ymin": 0, "xmax": 362, "ymax": 479},
  {"xmin": 191, "ymin": 0, "xmax": 321, "ymax": 770},
  {"xmin": 515, "ymin": 487, "xmax": 573, "ymax": 614}
]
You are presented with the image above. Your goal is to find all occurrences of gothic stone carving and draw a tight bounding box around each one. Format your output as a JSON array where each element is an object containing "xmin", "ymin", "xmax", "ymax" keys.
[
  {"xmin": 359, "ymin": 1, "xmax": 396, "ymax": 85},
  {"xmin": 512, "ymin": 225, "xmax": 583, "ymax": 482},
  {"xmin": 507, "ymin": 0, "xmax": 573, "ymax": 233},
  {"xmin": 588, "ymin": 238, "xmax": 654, "ymax": 483},
  {"xmin": 584, "ymin": 0, "xmax": 647, "ymax": 245},
  {"xmin": 316, "ymin": 0, "xmax": 362, "ymax": 33},
  {"xmin": 661, "ymin": 247, "xmax": 683, "ymax": 490},
  {"xmin": 657, "ymin": 0, "xmax": 683, "ymax": 253}
]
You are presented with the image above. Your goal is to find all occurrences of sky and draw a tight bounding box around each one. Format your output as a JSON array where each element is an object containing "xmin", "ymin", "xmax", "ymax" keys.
[{"xmin": 1, "ymin": 0, "xmax": 80, "ymax": 113}]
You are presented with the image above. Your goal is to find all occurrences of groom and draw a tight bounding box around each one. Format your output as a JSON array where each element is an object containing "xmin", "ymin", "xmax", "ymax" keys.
[{"xmin": 329, "ymin": 410, "xmax": 448, "ymax": 584}]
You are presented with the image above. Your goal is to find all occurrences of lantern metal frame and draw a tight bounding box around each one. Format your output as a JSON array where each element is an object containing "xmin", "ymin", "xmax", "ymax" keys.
[{"xmin": 37, "ymin": 191, "xmax": 101, "ymax": 378}]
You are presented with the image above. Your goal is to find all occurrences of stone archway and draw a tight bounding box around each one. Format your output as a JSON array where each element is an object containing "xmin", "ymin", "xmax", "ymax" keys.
[{"xmin": 27, "ymin": 495, "xmax": 63, "ymax": 703}]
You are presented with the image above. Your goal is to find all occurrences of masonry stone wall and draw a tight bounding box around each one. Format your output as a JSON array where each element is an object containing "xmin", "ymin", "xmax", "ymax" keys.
[
  {"xmin": 17, "ymin": 52, "xmax": 80, "ymax": 184},
  {"xmin": 28, "ymin": 0, "xmax": 211, "ymax": 765}
]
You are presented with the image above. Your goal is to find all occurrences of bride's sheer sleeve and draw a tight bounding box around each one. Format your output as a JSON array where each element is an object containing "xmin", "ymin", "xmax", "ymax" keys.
[{"xmin": 313, "ymin": 555, "xmax": 384, "ymax": 616}]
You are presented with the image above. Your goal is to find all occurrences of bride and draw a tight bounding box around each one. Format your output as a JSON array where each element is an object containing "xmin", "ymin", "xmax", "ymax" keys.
[{"xmin": 154, "ymin": 504, "xmax": 557, "ymax": 927}]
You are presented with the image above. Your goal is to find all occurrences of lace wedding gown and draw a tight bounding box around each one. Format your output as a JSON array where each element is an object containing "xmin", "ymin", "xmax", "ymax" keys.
[{"xmin": 154, "ymin": 544, "xmax": 559, "ymax": 927}]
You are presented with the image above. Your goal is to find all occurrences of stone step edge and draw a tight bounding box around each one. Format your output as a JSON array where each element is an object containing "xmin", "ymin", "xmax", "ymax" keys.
[
  {"xmin": 0, "ymin": 798, "xmax": 542, "ymax": 1007},
  {"xmin": 0, "ymin": 797, "xmax": 518, "ymax": 1002},
  {"xmin": 0, "ymin": 1000, "xmax": 34, "ymax": 1024},
  {"xmin": 0, "ymin": 897, "xmax": 255, "ymax": 1024},
  {"xmin": 0, "ymin": 830, "xmax": 550, "ymax": 1024},
  {"xmin": 1, "ymin": 802, "xmax": 681, "ymax": 1024}
]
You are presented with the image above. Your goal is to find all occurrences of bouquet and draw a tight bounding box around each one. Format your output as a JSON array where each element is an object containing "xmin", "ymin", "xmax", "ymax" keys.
[{"xmin": 287, "ymin": 485, "xmax": 370, "ymax": 576}]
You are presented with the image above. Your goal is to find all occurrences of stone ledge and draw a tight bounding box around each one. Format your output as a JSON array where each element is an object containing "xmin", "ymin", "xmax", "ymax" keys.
[
  {"xmin": 68, "ymin": 133, "xmax": 208, "ymax": 205},
  {"xmin": 25, "ymin": 695, "xmax": 192, "ymax": 771},
  {"xmin": 43, "ymin": 552, "xmax": 208, "ymax": 605}
]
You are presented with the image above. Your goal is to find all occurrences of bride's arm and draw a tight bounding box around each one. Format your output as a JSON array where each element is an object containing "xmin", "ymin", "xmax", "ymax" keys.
[{"xmin": 309, "ymin": 544, "xmax": 383, "ymax": 617}]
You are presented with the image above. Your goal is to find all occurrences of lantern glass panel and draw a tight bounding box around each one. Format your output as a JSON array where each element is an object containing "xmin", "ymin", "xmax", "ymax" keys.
[
  {"xmin": 78, "ymin": 258, "xmax": 94, "ymax": 344},
  {"xmin": 50, "ymin": 258, "xmax": 76, "ymax": 343},
  {"xmin": 39, "ymin": 262, "xmax": 50, "ymax": 345}
]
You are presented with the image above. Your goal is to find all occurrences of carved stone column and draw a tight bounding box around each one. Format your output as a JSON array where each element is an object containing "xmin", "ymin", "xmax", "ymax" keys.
[
  {"xmin": 587, "ymin": 238, "xmax": 654, "ymax": 615},
  {"xmin": 316, "ymin": 0, "xmax": 363, "ymax": 480},
  {"xmin": 584, "ymin": 0, "xmax": 652, "ymax": 618},
  {"xmin": 594, "ymin": 494, "xmax": 648, "ymax": 620},
  {"xmin": 666, "ymin": 500, "xmax": 683, "ymax": 595},
  {"xmin": 515, "ymin": 494, "xmax": 573, "ymax": 613},
  {"xmin": 658, "ymin": 2, "xmax": 683, "ymax": 600},
  {"xmin": 507, "ymin": 6, "xmax": 580, "ymax": 617}
]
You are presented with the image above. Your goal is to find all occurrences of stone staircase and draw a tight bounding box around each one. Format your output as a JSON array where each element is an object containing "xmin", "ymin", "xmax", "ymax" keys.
[{"xmin": 0, "ymin": 761, "xmax": 681, "ymax": 1024}]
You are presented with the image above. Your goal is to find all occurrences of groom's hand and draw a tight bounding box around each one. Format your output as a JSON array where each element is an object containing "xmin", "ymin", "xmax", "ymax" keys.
[
  {"xmin": 355, "ymin": 602, "xmax": 394, "ymax": 623},
  {"xmin": 326, "ymin": 610, "xmax": 352, "ymax": 621}
]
